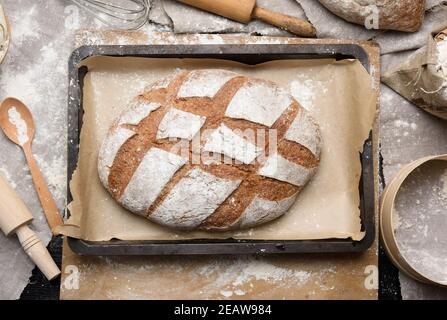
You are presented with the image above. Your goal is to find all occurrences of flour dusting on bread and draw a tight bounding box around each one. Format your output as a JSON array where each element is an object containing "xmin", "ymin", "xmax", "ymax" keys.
[
  {"xmin": 203, "ymin": 124, "xmax": 263, "ymax": 165},
  {"xmin": 285, "ymin": 108, "xmax": 322, "ymax": 157},
  {"xmin": 150, "ymin": 168, "xmax": 241, "ymax": 229},
  {"xmin": 258, "ymin": 153, "xmax": 316, "ymax": 187},
  {"xmin": 118, "ymin": 101, "xmax": 161, "ymax": 126},
  {"xmin": 120, "ymin": 148, "xmax": 187, "ymax": 215},
  {"xmin": 236, "ymin": 194, "xmax": 298, "ymax": 229},
  {"xmin": 177, "ymin": 69, "xmax": 238, "ymax": 98},
  {"xmin": 225, "ymin": 80, "xmax": 293, "ymax": 126},
  {"xmin": 157, "ymin": 107, "xmax": 206, "ymax": 140}
]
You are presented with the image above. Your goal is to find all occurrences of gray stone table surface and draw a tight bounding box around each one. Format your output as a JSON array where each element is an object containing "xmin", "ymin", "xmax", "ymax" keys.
[{"xmin": 0, "ymin": 0, "xmax": 446, "ymax": 300}]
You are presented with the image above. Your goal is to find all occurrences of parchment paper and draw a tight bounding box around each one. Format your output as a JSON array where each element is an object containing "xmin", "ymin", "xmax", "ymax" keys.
[{"xmin": 61, "ymin": 56, "xmax": 376, "ymax": 242}]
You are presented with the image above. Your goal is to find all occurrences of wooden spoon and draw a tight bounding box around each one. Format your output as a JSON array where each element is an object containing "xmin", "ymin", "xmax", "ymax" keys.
[{"xmin": 0, "ymin": 97, "xmax": 63, "ymax": 233}]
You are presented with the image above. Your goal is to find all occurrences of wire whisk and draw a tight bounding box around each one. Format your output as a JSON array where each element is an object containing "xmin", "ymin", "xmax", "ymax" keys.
[
  {"xmin": 0, "ymin": 5, "xmax": 10, "ymax": 64},
  {"xmin": 0, "ymin": 5, "xmax": 6, "ymax": 45},
  {"xmin": 69, "ymin": 0, "xmax": 150, "ymax": 30}
]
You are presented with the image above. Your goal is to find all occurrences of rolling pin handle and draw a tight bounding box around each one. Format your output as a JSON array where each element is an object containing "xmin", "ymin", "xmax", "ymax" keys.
[
  {"xmin": 16, "ymin": 225, "xmax": 61, "ymax": 281},
  {"xmin": 252, "ymin": 6, "xmax": 317, "ymax": 38}
]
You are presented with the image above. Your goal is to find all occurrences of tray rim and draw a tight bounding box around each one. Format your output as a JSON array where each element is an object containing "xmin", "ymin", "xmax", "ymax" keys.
[{"xmin": 66, "ymin": 43, "xmax": 377, "ymax": 255}]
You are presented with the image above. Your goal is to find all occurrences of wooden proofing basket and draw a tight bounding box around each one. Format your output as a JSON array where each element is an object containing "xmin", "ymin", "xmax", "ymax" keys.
[{"xmin": 380, "ymin": 154, "xmax": 447, "ymax": 288}]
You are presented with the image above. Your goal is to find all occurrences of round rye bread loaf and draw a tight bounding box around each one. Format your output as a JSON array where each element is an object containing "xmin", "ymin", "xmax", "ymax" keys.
[
  {"xmin": 318, "ymin": 0, "xmax": 425, "ymax": 32},
  {"xmin": 98, "ymin": 69, "xmax": 322, "ymax": 231}
]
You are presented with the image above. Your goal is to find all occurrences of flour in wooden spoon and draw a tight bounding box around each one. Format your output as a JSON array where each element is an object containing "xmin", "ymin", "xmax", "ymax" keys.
[{"xmin": 7, "ymin": 107, "xmax": 28, "ymax": 145}]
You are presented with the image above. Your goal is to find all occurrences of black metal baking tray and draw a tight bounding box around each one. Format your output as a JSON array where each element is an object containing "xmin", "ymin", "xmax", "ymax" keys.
[{"xmin": 67, "ymin": 43, "xmax": 376, "ymax": 255}]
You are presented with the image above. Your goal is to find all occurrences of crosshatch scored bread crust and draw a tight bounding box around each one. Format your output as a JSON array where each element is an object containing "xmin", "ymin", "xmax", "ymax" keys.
[{"xmin": 98, "ymin": 69, "xmax": 322, "ymax": 231}]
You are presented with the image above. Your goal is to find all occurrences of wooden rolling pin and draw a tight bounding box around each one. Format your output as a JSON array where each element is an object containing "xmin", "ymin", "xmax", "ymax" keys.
[
  {"xmin": 177, "ymin": 0, "xmax": 316, "ymax": 38},
  {"xmin": 0, "ymin": 173, "xmax": 60, "ymax": 281}
]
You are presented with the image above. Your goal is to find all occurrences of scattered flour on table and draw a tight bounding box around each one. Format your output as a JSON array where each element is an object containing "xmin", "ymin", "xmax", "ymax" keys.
[
  {"xmin": 8, "ymin": 5, "xmax": 40, "ymax": 46},
  {"xmin": 231, "ymin": 260, "xmax": 311, "ymax": 287},
  {"xmin": 72, "ymin": 255, "xmax": 334, "ymax": 299},
  {"xmin": 393, "ymin": 120, "xmax": 418, "ymax": 130},
  {"xmin": 219, "ymin": 290, "xmax": 233, "ymax": 298},
  {"xmin": 233, "ymin": 289, "xmax": 246, "ymax": 296},
  {"xmin": 194, "ymin": 256, "xmax": 314, "ymax": 298},
  {"xmin": 0, "ymin": 168, "xmax": 16, "ymax": 188},
  {"xmin": 7, "ymin": 107, "xmax": 28, "ymax": 145},
  {"xmin": 219, "ymin": 289, "xmax": 246, "ymax": 298},
  {"xmin": 392, "ymin": 120, "xmax": 418, "ymax": 138},
  {"xmin": 392, "ymin": 208, "xmax": 402, "ymax": 231},
  {"xmin": 34, "ymin": 154, "xmax": 67, "ymax": 201}
]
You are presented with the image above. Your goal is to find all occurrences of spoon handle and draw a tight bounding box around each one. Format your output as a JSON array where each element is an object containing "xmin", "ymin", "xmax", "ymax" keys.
[{"xmin": 23, "ymin": 145, "xmax": 63, "ymax": 233}]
